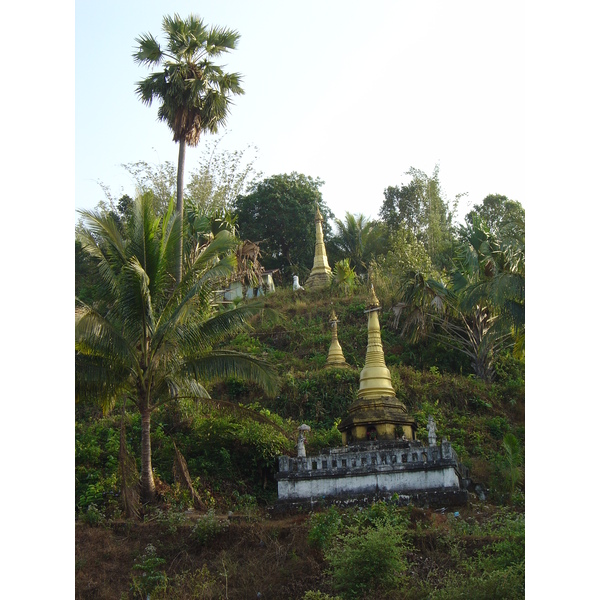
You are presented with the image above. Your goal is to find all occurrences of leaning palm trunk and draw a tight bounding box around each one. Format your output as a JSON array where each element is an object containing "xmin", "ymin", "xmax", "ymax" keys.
[{"xmin": 173, "ymin": 443, "xmax": 205, "ymax": 510}]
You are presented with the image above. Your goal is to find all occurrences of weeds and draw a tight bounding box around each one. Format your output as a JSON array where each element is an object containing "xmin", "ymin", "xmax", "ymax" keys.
[
  {"xmin": 130, "ymin": 544, "xmax": 168, "ymax": 599},
  {"xmin": 190, "ymin": 509, "xmax": 230, "ymax": 546}
]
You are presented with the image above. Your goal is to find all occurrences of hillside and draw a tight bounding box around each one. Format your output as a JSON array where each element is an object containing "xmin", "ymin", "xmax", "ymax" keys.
[{"xmin": 75, "ymin": 284, "xmax": 525, "ymax": 599}]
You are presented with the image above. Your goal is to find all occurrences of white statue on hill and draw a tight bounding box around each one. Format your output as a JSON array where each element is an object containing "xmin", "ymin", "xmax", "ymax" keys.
[
  {"xmin": 293, "ymin": 275, "xmax": 304, "ymax": 291},
  {"xmin": 297, "ymin": 424, "xmax": 310, "ymax": 457}
]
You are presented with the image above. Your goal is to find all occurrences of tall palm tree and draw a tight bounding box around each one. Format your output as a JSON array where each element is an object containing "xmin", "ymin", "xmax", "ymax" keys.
[
  {"xmin": 133, "ymin": 13, "xmax": 245, "ymax": 283},
  {"xmin": 75, "ymin": 194, "xmax": 277, "ymax": 502}
]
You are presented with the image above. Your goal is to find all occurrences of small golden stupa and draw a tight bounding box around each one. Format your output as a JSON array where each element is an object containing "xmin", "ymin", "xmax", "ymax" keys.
[
  {"xmin": 304, "ymin": 205, "xmax": 332, "ymax": 290},
  {"xmin": 325, "ymin": 310, "xmax": 350, "ymax": 369},
  {"xmin": 338, "ymin": 285, "xmax": 416, "ymax": 444}
]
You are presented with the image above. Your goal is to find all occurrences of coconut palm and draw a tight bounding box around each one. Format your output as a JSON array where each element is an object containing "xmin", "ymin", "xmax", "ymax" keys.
[
  {"xmin": 452, "ymin": 216, "xmax": 525, "ymax": 357},
  {"xmin": 436, "ymin": 217, "xmax": 524, "ymax": 379},
  {"xmin": 134, "ymin": 13, "xmax": 245, "ymax": 283},
  {"xmin": 391, "ymin": 216, "xmax": 524, "ymax": 381},
  {"xmin": 75, "ymin": 194, "xmax": 277, "ymax": 502},
  {"xmin": 331, "ymin": 213, "xmax": 386, "ymax": 274}
]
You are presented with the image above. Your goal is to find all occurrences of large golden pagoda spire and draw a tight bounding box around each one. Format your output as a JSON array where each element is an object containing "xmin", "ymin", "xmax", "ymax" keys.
[
  {"xmin": 304, "ymin": 205, "xmax": 332, "ymax": 290},
  {"xmin": 338, "ymin": 284, "xmax": 416, "ymax": 444},
  {"xmin": 325, "ymin": 310, "xmax": 350, "ymax": 369},
  {"xmin": 357, "ymin": 286, "xmax": 395, "ymax": 399}
]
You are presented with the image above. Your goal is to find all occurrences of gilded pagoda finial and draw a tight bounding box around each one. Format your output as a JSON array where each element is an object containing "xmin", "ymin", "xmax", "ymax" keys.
[
  {"xmin": 366, "ymin": 284, "xmax": 380, "ymax": 310},
  {"xmin": 315, "ymin": 204, "xmax": 323, "ymax": 222}
]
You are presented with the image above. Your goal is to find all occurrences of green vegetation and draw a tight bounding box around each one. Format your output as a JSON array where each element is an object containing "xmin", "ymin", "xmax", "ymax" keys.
[
  {"xmin": 76, "ymin": 240, "xmax": 524, "ymax": 598},
  {"xmin": 233, "ymin": 172, "xmax": 334, "ymax": 279},
  {"xmin": 76, "ymin": 194, "xmax": 278, "ymax": 502},
  {"xmin": 76, "ymin": 11, "xmax": 525, "ymax": 599}
]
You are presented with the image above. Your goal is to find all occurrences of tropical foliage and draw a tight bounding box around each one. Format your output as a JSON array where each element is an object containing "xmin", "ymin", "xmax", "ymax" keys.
[
  {"xmin": 329, "ymin": 213, "xmax": 387, "ymax": 275},
  {"xmin": 76, "ymin": 12, "xmax": 526, "ymax": 597},
  {"xmin": 389, "ymin": 206, "xmax": 524, "ymax": 381},
  {"xmin": 75, "ymin": 194, "xmax": 277, "ymax": 501},
  {"xmin": 233, "ymin": 172, "xmax": 333, "ymax": 279},
  {"xmin": 379, "ymin": 166, "xmax": 458, "ymax": 268}
]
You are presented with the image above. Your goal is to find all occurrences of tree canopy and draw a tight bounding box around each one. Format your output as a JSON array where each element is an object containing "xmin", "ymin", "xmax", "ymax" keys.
[
  {"xmin": 379, "ymin": 166, "xmax": 457, "ymax": 268},
  {"xmin": 233, "ymin": 172, "xmax": 333, "ymax": 280}
]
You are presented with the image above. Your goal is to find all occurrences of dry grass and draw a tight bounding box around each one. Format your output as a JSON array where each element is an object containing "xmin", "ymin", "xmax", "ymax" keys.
[
  {"xmin": 76, "ymin": 512, "xmax": 328, "ymax": 600},
  {"xmin": 76, "ymin": 500, "xmax": 521, "ymax": 600}
]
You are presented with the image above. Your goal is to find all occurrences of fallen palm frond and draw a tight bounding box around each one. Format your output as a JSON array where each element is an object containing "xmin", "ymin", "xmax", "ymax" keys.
[{"xmin": 173, "ymin": 442, "xmax": 205, "ymax": 510}]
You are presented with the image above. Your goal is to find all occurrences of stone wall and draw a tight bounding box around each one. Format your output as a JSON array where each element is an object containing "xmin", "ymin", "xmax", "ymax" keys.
[{"xmin": 276, "ymin": 440, "xmax": 467, "ymax": 506}]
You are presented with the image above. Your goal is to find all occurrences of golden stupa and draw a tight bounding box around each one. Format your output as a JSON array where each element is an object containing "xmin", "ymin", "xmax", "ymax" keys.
[
  {"xmin": 338, "ymin": 285, "xmax": 416, "ymax": 444},
  {"xmin": 304, "ymin": 205, "xmax": 332, "ymax": 290},
  {"xmin": 325, "ymin": 310, "xmax": 350, "ymax": 369}
]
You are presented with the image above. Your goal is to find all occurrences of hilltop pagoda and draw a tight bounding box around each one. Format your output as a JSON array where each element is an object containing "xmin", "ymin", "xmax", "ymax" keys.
[
  {"xmin": 338, "ymin": 285, "xmax": 416, "ymax": 443},
  {"xmin": 304, "ymin": 205, "xmax": 332, "ymax": 290}
]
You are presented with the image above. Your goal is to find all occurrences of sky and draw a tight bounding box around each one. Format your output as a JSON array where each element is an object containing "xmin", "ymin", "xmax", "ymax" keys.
[
  {"xmin": 74, "ymin": 0, "xmax": 579, "ymax": 225},
  {"xmin": 3, "ymin": 1, "xmax": 599, "ymax": 595}
]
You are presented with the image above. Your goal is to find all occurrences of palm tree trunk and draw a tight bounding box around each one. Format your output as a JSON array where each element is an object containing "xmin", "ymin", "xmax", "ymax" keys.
[
  {"xmin": 140, "ymin": 406, "xmax": 156, "ymax": 503},
  {"xmin": 175, "ymin": 139, "xmax": 186, "ymax": 284}
]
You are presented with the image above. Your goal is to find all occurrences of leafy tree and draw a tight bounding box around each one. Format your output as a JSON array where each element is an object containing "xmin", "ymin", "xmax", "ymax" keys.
[
  {"xmin": 233, "ymin": 172, "xmax": 333, "ymax": 279},
  {"xmin": 388, "ymin": 215, "xmax": 524, "ymax": 380},
  {"xmin": 134, "ymin": 13, "xmax": 245, "ymax": 283},
  {"xmin": 380, "ymin": 181, "xmax": 422, "ymax": 233},
  {"xmin": 379, "ymin": 166, "xmax": 457, "ymax": 268},
  {"xmin": 370, "ymin": 226, "xmax": 439, "ymax": 307},
  {"xmin": 185, "ymin": 139, "xmax": 261, "ymax": 215},
  {"xmin": 329, "ymin": 213, "xmax": 387, "ymax": 274},
  {"xmin": 465, "ymin": 194, "xmax": 524, "ymax": 239},
  {"xmin": 75, "ymin": 194, "xmax": 277, "ymax": 502},
  {"xmin": 121, "ymin": 141, "xmax": 260, "ymax": 224},
  {"xmin": 433, "ymin": 217, "xmax": 524, "ymax": 380}
]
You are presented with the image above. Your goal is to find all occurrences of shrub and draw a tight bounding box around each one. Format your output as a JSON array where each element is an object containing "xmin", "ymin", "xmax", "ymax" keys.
[
  {"xmin": 325, "ymin": 522, "xmax": 410, "ymax": 599},
  {"xmin": 130, "ymin": 544, "xmax": 168, "ymax": 599},
  {"xmin": 428, "ymin": 563, "xmax": 525, "ymax": 599},
  {"xmin": 303, "ymin": 592, "xmax": 343, "ymax": 600},
  {"xmin": 153, "ymin": 564, "xmax": 217, "ymax": 599},
  {"xmin": 191, "ymin": 509, "xmax": 229, "ymax": 546},
  {"xmin": 308, "ymin": 507, "xmax": 343, "ymax": 550},
  {"xmin": 79, "ymin": 503, "xmax": 105, "ymax": 527},
  {"xmin": 155, "ymin": 508, "xmax": 187, "ymax": 534}
]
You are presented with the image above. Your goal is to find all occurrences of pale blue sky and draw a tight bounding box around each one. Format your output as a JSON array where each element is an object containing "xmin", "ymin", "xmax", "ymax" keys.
[{"xmin": 74, "ymin": 0, "xmax": 577, "ymax": 223}]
